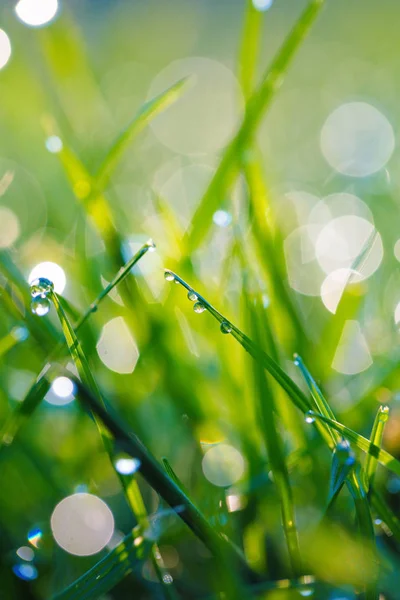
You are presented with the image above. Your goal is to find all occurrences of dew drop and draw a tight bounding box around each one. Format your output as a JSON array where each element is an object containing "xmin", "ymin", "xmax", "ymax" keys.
[
  {"xmin": 164, "ymin": 270, "xmax": 175, "ymax": 282},
  {"xmin": 299, "ymin": 589, "xmax": 314, "ymax": 597},
  {"xmin": 193, "ymin": 302, "xmax": 206, "ymax": 314},
  {"xmin": 220, "ymin": 321, "xmax": 232, "ymax": 334},
  {"xmin": 146, "ymin": 239, "xmax": 156, "ymax": 252},
  {"xmin": 187, "ymin": 291, "xmax": 198, "ymax": 302},
  {"xmin": 31, "ymin": 297, "xmax": 51, "ymax": 317},
  {"xmin": 30, "ymin": 277, "xmax": 54, "ymax": 298},
  {"xmin": 114, "ymin": 455, "xmax": 141, "ymax": 475},
  {"xmin": 304, "ymin": 412, "xmax": 315, "ymax": 424},
  {"xmin": 163, "ymin": 573, "xmax": 173, "ymax": 584}
]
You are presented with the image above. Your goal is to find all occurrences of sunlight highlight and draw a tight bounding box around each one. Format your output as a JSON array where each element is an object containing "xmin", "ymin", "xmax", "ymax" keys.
[
  {"xmin": 97, "ymin": 317, "xmax": 139, "ymax": 374},
  {"xmin": 202, "ymin": 444, "xmax": 245, "ymax": 487},
  {"xmin": 28, "ymin": 262, "xmax": 66, "ymax": 294},
  {"xmin": 50, "ymin": 493, "xmax": 114, "ymax": 556},
  {"xmin": 15, "ymin": 0, "xmax": 58, "ymax": 27},
  {"xmin": 0, "ymin": 30, "xmax": 11, "ymax": 70},
  {"xmin": 321, "ymin": 102, "xmax": 395, "ymax": 177}
]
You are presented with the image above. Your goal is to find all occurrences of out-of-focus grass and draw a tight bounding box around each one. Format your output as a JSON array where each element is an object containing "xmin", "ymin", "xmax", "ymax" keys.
[{"xmin": 1, "ymin": 0, "xmax": 400, "ymax": 599}]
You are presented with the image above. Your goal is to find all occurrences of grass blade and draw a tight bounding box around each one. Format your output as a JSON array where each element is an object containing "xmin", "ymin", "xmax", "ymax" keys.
[
  {"xmin": 63, "ymin": 371, "xmax": 257, "ymax": 586},
  {"xmin": 51, "ymin": 529, "xmax": 152, "ymax": 600},
  {"xmin": 187, "ymin": 0, "xmax": 326, "ymax": 251},
  {"xmin": 165, "ymin": 270, "xmax": 311, "ymax": 413},
  {"xmin": 305, "ymin": 411, "xmax": 400, "ymax": 478},
  {"xmin": 0, "ymin": 367, "xmax": 53, "ymax": 448},
  {"xmin": 251, "ymin": 301, "xmax": 302, "ymax": 576},
  {"xmin": 95, "ymin": 78, "xmax": 189, "ymax": 192},
  {"xmin": 365, "ymin": 405, "xmax": 390, "ymax": 493}
]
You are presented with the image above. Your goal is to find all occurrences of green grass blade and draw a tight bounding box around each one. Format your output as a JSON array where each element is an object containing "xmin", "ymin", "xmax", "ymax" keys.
[
  {"xmin": 75, "ymin": 240, "xmax": 155, "ymax": 331},
  {"xmin": 0, "ymin": 326, "xmax": 29, "ymax": 358},
  {"xmin": 51, "ymin": 529, "xmax": 152, "ymax": 600},
  {"xmin": 64, "ymin": 372, "xmax": 256, "ymax": 585},
  {"xmin": 0, "ymin": 368, "xmax": 53, "ymax": 448},
  {"xmin": 187, "ymin": 0, "xmax": 326, "ymax": 251},
  {"xmin": 251, "ymin": 301, "xmax": 302, "ymax": 576},
  {"xmin": 95, "ymin": 78, "xmax": 189, "ymax": 192},
  {"xmin": 238, "ymin": 0, "xmax": 263, "ymax": 99},
  {"xmin": 326, "ymin": 441, "xmax": 356, "ymax": 510},
  {"xmin": 165, "ymin": 270, "xmax": 311, "ymax": 413},
  {"xmin": 346, "ymin": 469, "xmax": 378, "ymax": 600},
  {"xmin": 305, "ymin": 411, "xmax": 400, "ymax": 478},
  {"xmin": 294, "ymin": 354, "xmax": 339, "ymax": 447},
  {"xmin": 365, "ymin": 405, "xmax": 390, "ymax": 492}
]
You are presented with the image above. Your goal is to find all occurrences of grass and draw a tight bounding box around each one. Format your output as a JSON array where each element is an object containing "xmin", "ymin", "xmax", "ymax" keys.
[{"xmin": 1, "ymin": 0, "xmax": 400, "ymax": 599}]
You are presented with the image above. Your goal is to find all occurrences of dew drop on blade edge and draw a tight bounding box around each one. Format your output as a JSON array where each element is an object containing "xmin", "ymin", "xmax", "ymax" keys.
[
  {"xmin": 220, "ymin": 321, "xmax": 232, "ymax": 334},
  {"xmin": 304, "ymin": 412, "xmax": 315, "ymax": 424},
  {"xmin": 31, "ymin": 297, "xmax": 51, "ymax": 317},
  {"xmin": 187, "ymin": 291, "xmax": 198, "ymax": 302},
  {"xmin": 193, "ymin": 302, "xmax": 206, "ymax": 314},
  {"xmin": 30, "ymin": 277, "xmax": 54, "ymax": 298},
  {"xmin": 164, "ymin": 271, "xmax": 175, "ymax": 282}
]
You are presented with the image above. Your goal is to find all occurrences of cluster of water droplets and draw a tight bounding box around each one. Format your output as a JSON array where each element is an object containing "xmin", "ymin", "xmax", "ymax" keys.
[
  {"xmin": 164, "ymin": 269, "xmax": 233, "ymax": 334},
  {"xmin": 30, "ymin": 277, "xmax": 54, "ymax": 317}
]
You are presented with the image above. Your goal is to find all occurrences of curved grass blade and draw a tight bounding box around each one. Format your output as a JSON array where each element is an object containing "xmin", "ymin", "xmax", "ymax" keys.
[
  {"xmin": 51, "ymin": 529, "xmax": 152, "ymax": 600},
  {"xmin": 365, "ymin": 405, "xmax": 390, "ymax": 492},
  {"xmin": 187, "ymin": 0, "xmax": 326, "ymax": 251},
  {"xmin": 95, "ymin": 78, "xmax": 190, "ymax": 192},
  {"xmin": 164, "ymin": 270, "xmax": 311, "ymax": 414},
  {"xmin": 304, "ymin": 411, "xmax": 400, "ymax": 478}
]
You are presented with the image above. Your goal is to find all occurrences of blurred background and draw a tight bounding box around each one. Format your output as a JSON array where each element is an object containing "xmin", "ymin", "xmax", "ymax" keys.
[{"xmin": 1, "ymin": 0, "xmax": 400, "ymax": 598}]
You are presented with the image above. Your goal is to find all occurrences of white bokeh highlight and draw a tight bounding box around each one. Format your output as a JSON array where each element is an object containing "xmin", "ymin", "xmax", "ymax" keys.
[
  {"xmin": 0, "ymin": 207, "xmax": 20, "ymax": 248},
  {"xmin": 50, "ymin": 493, "xmax": 114, "ymax": 556},
  {"xmin": 28, "ymin": 262, "xmax": 66, "ymax": 294},
  {"xmin": 148, "ymin": 57, "xmax": 243, "ymax": 155},
  {"xmin": 202, "ymin": 444, "xmax": 245, "ymax": 487},
  {"xmin": 15, "ymin": 0, "xmax": 58, "ymax": 27},
  {"xmin": 332, "ymin": 320, "xmax": 373, "ymax": 375},
  {"xmin": 315, "ymin": 216, "xmax": 383, "ymax": 280},
  {"xmin": 97, "ymin": 317, "xmax": 139, "ymax": 374},
  {"xmin": 0, "ymin": 30, "xmax": 11, "ymax": 70},
  {"xmin": 321, "ymin": 102, "xmax": 395, "ymax": 177}
]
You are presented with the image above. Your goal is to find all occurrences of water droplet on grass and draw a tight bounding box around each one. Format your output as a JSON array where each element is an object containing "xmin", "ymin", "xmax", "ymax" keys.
[
  {"xmin": 114, "ymin": 456, "xmax": 141, "ymax": 475},
  {"xmin": 305, "ymin": 412, "xmax": 315, "ymax": 424},
  {"xmin": 12, "ymin": 563, "xmax": 38, "ymax": 581},
  {"xmin": 30, "ymin": 277, "xmax": 54, "ymax": 298},
  {"xmin": 187, "ymin": 291, "xmax": 198, "ymax": 302},
  {"xmin": 299, "ymin": 589, "xmax": 314, "ymax": 597},
  {"xmin": 146, "ymin": 239, "xmax": 156, "ymax": 252},
  {"xmin": 31, "ymin": 297, "xmax": 50, "ymax": 317},
  {"xmin": 193, "ymin": 302, "xmax": 206, "ymax": 314},
  {"xmin": 220, "ymin": 321, "xmax": 232, "ymax": 334},
  {"xmin": 164, "ymin": 270, "xmax": 175, "ymax": 282}
]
